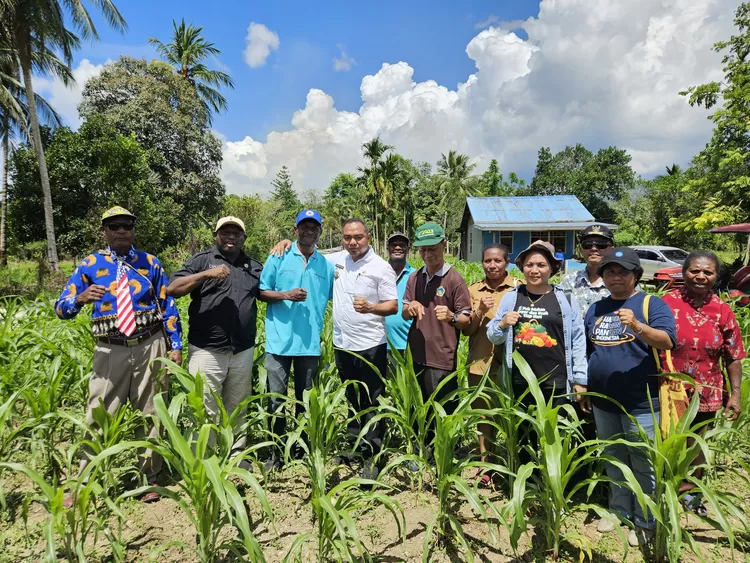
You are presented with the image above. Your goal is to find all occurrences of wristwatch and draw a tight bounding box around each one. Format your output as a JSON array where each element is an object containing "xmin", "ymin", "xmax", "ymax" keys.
[{"xmin": 450, "ymin": 312, "xmax": 459, "ymax": 325}]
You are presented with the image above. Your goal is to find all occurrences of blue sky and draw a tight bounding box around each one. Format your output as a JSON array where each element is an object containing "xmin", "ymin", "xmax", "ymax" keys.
[
  {"xmin": 75, "ymin": 0, "xmax": 539, "ymax": 142},
  {"xmin": 44, "ymin": 0, "xmax": 735, "ymax": 195}
]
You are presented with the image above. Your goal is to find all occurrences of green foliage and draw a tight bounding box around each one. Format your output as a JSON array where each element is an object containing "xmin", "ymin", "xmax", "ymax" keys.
[
  {"xmin": 7, "ymin": 116, "xmax": 184, "ymax": 256},
  {"xmin": 270, "ymin": 166, "xmax": 302, "ymax": 241},
  {"xmin": 79, "ymin": 57, "xmax": 224, "ymax": 232},
  {"xmin": 673, "ymin": 3, "xmax": 750, "ymax": 236},
  {"xmin": 532, "ymin": 144, "xmax": 636, "ymax": 222}
]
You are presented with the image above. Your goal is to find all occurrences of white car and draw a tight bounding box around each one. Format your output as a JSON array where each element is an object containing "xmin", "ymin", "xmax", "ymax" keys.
[{"xmin": 630, "ymin": 246, "xmax": 690, "ymax": 281}]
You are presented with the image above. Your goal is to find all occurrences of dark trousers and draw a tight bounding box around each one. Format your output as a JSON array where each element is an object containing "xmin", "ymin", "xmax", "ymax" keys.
[
  {"xmin": 513, "ymin": 382, "xmax": 568, "ymax": 465},
  {"xmin": 334, "ymin": 344, "xmax": 387, "ymax": 459},
  {"xmin": 265, "ymin": 353, "xmax": 319, "ymax": 454},
  {"xmin": 414, "ymin": 363, "xmax": 455, "ymax": 445}
]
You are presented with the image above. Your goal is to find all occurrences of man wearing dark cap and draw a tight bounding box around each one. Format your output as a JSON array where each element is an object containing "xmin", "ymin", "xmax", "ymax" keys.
[
  {"xmin": 258, "ymin": 210, "xmax": 334, "ymax": 471},
  {"xmin": 561, "ymin": 224, "xmax": 615, "ymax": 316},
  {"xmin": 384, "ymin": 232, "xmax": 415, "ymax": 357},
  {"xmin": 56, "ymin": 206, "xmax": 183, "ymax": 499},
  {"xmin": 168, "ymin": 216, "xmax": 263, "ymax": 453}
]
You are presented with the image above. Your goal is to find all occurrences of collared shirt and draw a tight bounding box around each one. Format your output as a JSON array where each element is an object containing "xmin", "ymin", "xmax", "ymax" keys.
[
  {"xmin": 403, "ymin": 263, "xmax": 472, "ymax": 370},
  {"xmin": 385, "ymin": 262, "xmax": 416, "ymax": 351},
  {"xmin": 662, "ymin": 289, "xmax": 746, "ymax": 412},
  {"xmin": 260, "ymin": 241, "xmax": 335, "ymax": 356},
  {"xmin": 55, "ymin": 247, "xmax": 183, "ymax": 350},
  {"xmin": 466, "ymin": 276, "xmax": 519, "ymax": 376},
  {"xmin": 560, "ymin": 268, "xmax": 610, "ymax": 317},
  {"xmin": 328, "ymin": 247, "xmax": 398, "ymax": 352},
  {"xmin": 172, "ymin": 247, "xmax": 263, "ymax": 353}
]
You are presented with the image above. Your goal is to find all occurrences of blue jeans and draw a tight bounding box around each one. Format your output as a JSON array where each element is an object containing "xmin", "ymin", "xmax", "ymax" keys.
[{"xmin": 593, "ymin": 406, "xmax": 657, "ymax": 529}]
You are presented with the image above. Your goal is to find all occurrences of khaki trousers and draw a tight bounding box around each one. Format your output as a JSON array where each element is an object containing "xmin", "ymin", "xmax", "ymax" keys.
[
  {"xmin": 188, "ymin": 345, "xmax": 254, "ymax": 451},
  {"xmin": 87, "ymin": 331, "xmax": 167, "ymax": 480}
]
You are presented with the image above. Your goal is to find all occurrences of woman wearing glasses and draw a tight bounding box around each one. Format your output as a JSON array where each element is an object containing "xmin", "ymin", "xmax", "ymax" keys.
[{"xmin": 560, "ymin": 224, "xmax": 615, "ymax": 317}]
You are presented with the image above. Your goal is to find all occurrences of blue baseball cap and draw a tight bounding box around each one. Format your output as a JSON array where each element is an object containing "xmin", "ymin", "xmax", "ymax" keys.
[{"xmin": 295, "ymin": 209, "xmax": 322, "ymax": 226}]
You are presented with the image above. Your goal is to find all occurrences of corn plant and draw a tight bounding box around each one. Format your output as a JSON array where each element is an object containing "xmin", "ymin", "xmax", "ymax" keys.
[
  {"xmin": 0, "ymin": 438, "xmax": 136, "ymax": 562},
  {"xmin": 133, "ymin": 360, "xmax": 274, "ymax": 563},
  {"xmin": 418, "ymin": 370, "xmax": 508, "ymax": 563},
  {"xmin": 622, "ymin": 392, "xmax": 750, "ymax": 562},
  {"xmin": 284, "ymin": 367, "xmax": 404, "ymax": 563},
  {"xmin": 505, "ymin": 352, "xmax": 618, "ymax": 562}
]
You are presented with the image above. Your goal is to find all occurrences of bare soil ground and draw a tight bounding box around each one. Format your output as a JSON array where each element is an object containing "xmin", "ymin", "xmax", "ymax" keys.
[{"xmin": 1, "ymin": 460, "xmax": 747, "ymax": 563}]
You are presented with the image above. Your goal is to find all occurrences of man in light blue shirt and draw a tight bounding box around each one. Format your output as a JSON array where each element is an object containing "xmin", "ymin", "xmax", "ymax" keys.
[
  {"xmin": 384, "ymin": 232, "xmax": 415, "ymax": 356},
  {"xmin": 259, "ymin": 209, "xmax": 334, "ymax": 470}
]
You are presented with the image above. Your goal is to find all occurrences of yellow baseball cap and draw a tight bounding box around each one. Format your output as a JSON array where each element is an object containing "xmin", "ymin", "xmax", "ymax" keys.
[
  {"xmin": 101, "ymin": 206, "xmax": 136, "ymax": 222},
  {"xmin": 215, "ymin": 216, "xmax": 246, "ymax": 233}
]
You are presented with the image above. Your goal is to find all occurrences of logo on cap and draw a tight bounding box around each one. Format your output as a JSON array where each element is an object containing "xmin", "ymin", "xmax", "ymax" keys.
[
  {"xmin": 420, "ymin": 229, "xmax": 435, "ymax": 237},
  {"xmin": 306, "ymin": 210, "xmax": 314, "ymax": 216},
  {"xmin": 615, "ymin": 251, "xmax": 623, "ymax": 257}
]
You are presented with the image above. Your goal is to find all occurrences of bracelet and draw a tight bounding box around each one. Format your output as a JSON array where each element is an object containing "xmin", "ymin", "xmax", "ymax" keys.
[{"xmin": 635, "ymin": 323, "xmax": 644, "ymax": 335}]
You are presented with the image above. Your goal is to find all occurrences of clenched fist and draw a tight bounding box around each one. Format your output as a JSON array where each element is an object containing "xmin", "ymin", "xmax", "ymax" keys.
[
  {"xmin": 75, "ymin": 284, "xmax": 106, "ymax": 306},
  {"xmin": 285, "ymin": 288, "xmax": 308, "ymax": 302},
  {"xmin": 499, "ymin": 311, "xmax": 521, "ymax": 330},
  {"xmin": 205, "ymin": 264, "xmax": 230, "ymax": 280},
  {"xmin": 476, "ymin": 296, "xmax": 495, "ymax": 317},
  {"xmin": 614, "ymin": 308, "xmax": 640, "ymax": 332},
  {"xmin": 435, "ymin": 305, "xmax": 453, "ymax": 323},
  {"xmin": 353, "ymin": 296, "xmax": 372, "ymax": 314}
]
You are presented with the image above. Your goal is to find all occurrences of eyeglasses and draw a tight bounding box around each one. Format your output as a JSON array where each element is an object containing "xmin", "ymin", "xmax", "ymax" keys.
[
  {"xmin": 581, "ymin": 241, "xmax": 611, "ymax": 250},
  {"xmin": 105, "ymin": 222, "xmax": 135, "ymax": 232},
  {"xmin": 343, "ymin": 235, "xmax": 366, "ymax": 242}
]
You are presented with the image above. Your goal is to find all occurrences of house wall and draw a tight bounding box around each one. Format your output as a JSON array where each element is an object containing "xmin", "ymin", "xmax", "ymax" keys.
[{"xmin": 468, "ymin": 229, "xmax": 576, "ymax": 265}]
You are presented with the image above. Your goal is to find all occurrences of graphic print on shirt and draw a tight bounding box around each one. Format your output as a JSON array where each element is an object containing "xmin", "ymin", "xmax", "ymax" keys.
[
  {"xmin": 589, "ymin": 313, "xmax": 636, "ymax": 346},
  {"xmin": 515, "ymin": 320, "xmax": 557, "ymax": 347}
]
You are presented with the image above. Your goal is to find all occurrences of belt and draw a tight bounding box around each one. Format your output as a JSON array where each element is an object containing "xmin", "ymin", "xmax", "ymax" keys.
[{"xmin": 97, "ymin": 324, "xmax": 163, "ymax": 347}]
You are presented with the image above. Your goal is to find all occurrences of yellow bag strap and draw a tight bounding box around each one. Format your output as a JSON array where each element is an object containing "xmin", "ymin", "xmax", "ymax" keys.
[{"xmin": 642, "ymin": 294, "xmax": 675, "ymax": 373}]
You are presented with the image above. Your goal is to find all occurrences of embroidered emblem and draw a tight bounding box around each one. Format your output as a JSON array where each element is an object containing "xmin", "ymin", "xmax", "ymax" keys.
[{"xmin": 436, "ymin": 286, "xmax": 446, "ymax": 297}]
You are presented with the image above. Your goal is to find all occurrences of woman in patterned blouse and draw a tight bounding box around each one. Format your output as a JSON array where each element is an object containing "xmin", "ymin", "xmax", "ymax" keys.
[{"xmin": 662, "ymin": 250, "xmax": 746, "ymax": 516}]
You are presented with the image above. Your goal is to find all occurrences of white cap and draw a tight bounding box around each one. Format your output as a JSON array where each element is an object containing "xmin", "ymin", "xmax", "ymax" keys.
[{"xmin": 214, "ymin": 216, "xmax": 246, "ymax": 233}]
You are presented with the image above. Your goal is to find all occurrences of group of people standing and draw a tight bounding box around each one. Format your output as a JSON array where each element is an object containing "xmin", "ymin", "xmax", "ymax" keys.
[{"xmin": 57, "ymin": 207, "xmax": 746, "ymax": 548}]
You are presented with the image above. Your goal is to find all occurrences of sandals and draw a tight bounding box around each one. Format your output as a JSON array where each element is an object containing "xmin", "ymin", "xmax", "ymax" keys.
[
  {"xmin": 473, "ymin": 469, "xmax": 491, "ymax": 487},
  {"xmin": 682, "ymin": 493, "xmax": 708, "ymax": 517}
]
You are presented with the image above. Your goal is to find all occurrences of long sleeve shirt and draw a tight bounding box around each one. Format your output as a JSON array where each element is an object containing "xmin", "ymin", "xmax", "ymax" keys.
[{"xmin": 55, "ymin": 247, "xmax": 183, "ymax": 350}]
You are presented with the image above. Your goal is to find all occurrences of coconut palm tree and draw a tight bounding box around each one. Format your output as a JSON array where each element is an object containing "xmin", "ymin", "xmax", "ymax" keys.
[
  {"xmin": 435, "ymin": 150, "xmax": 477, "ymax": 246},
  {"xmin": 357, "ymin": 137, "xmax": 394, "ymax": 252},
  {"xmin": 0, "ymin": 42, "xmax": 63, "ymax": 266},
  {"xmin": 0, "ymin": 0, "xmax": 126, "ymax": 271},
  {"xmin": 149, "ymin": 19, "xmax": 234, "ymax": 123}
]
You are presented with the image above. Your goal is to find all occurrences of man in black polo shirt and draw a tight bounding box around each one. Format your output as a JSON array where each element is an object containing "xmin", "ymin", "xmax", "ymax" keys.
[{"xmin": 168, "ymin": 216, "xmax": 263, "ymax": 451}]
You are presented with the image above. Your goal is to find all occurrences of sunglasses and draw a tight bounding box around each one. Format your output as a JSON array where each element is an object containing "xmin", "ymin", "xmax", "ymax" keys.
[
  {"xmin": 105, "ymin": 222, "xmax": 135, "ymax": 232},
  {"xmin": 581, "ymin": 240, "xmax": 611, "ymax": 250}
]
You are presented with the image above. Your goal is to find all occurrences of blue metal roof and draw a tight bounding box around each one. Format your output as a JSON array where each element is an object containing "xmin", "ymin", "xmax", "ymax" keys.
[{"xmin": 465, "ymin": 195, "xmax": 616, "ymax": 230}]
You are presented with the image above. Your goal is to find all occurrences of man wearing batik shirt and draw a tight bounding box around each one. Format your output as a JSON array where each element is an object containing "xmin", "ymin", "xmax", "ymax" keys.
[
  {"xmin": 56, "ymin": 206, "xmax": 182, "ymax": 500},
  {"xmin": 560, "ymin": 224, "xmax": 615, "ymax": 316}
]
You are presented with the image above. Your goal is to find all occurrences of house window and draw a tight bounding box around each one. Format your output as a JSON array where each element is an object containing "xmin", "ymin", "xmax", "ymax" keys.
[
  {"xmin": 529, "ymin": 231, "xmax": 567, "ymax": 254},
  {"xmin": 490, "ymin": 231, "xmax": 513, "ymax": 253},
  {"xmin": 469, "ymin": 228, "xmax": 474, "ymax": 255}
]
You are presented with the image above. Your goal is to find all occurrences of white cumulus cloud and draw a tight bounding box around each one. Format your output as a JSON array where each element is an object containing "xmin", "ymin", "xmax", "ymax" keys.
[
  {"xmin": 221, "ymin": 0, "xmax": 737, "ymax": 197},
  {"xmin": 34, "ymin": 59, "xmax": 105, "ymax": 128},
  {"xmin": 333, "ymin": 44, "xmax": 357, "ymax": 72},
  {"xmin": 243, "ymin": 22, "xmax": 280, "ymax": 68}
]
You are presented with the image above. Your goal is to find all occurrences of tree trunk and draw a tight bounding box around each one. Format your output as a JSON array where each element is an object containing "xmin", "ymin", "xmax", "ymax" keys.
[
  {"xmin": 1, "ymin": 123, "xmax": 8, "ymax": 267},
  {"xmin": 19, "ymin": 45, "xmax": 59, "ymax": 272}
]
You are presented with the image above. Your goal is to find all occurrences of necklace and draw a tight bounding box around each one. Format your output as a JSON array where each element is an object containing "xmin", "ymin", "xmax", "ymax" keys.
[{"xmin": 527, "ymin": 290, "xmax": 549, "ymax": 307}]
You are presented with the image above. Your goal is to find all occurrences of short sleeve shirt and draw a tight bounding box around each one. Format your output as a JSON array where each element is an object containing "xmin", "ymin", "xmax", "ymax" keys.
[
  {"xmin": 560, "ymin": 269, "xmax": 610, "ymax": 317},
  {"xmin": 585, "ymin": 292, "xmax": 677, "ymax": 413},
  {"xmin": 172, "ymin": 247, "xmax": 263, "ymax": 353},
  {"xmin": 403, "ymin": 264, "xmax": 472, "ymax": 371},
  {"xmin": 385, "ymin": 263, "xmax": 416, "ymax": 351},
  {"xmin": 467, "ymin": 276, "xmax": 518, "ymax": 376},
  {"xmin": 259, "ymin": 242, "xmax": 335, "ymax": 356},
  {"xmin": 328, "ymin": 248, "xmax": 398, "ymax": 352},
  {"xmin": 662, "ymin": 289, "xmax": 746, "ymax": 412}
]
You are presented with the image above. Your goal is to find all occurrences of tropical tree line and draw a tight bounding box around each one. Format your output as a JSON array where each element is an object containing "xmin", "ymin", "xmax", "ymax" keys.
[
  {"xmin": 2, "ymin": 2, "xmax": 750, "ymax": 271},
  {"xmin": 0, "ymin": 0, "xmax": 232, "ymax": 270}
]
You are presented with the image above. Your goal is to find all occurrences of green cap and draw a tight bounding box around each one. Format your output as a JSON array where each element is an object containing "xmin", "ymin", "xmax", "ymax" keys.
[{"xmin": 412, "ymin": 222, "xmax": 445, "ymax": 247}]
